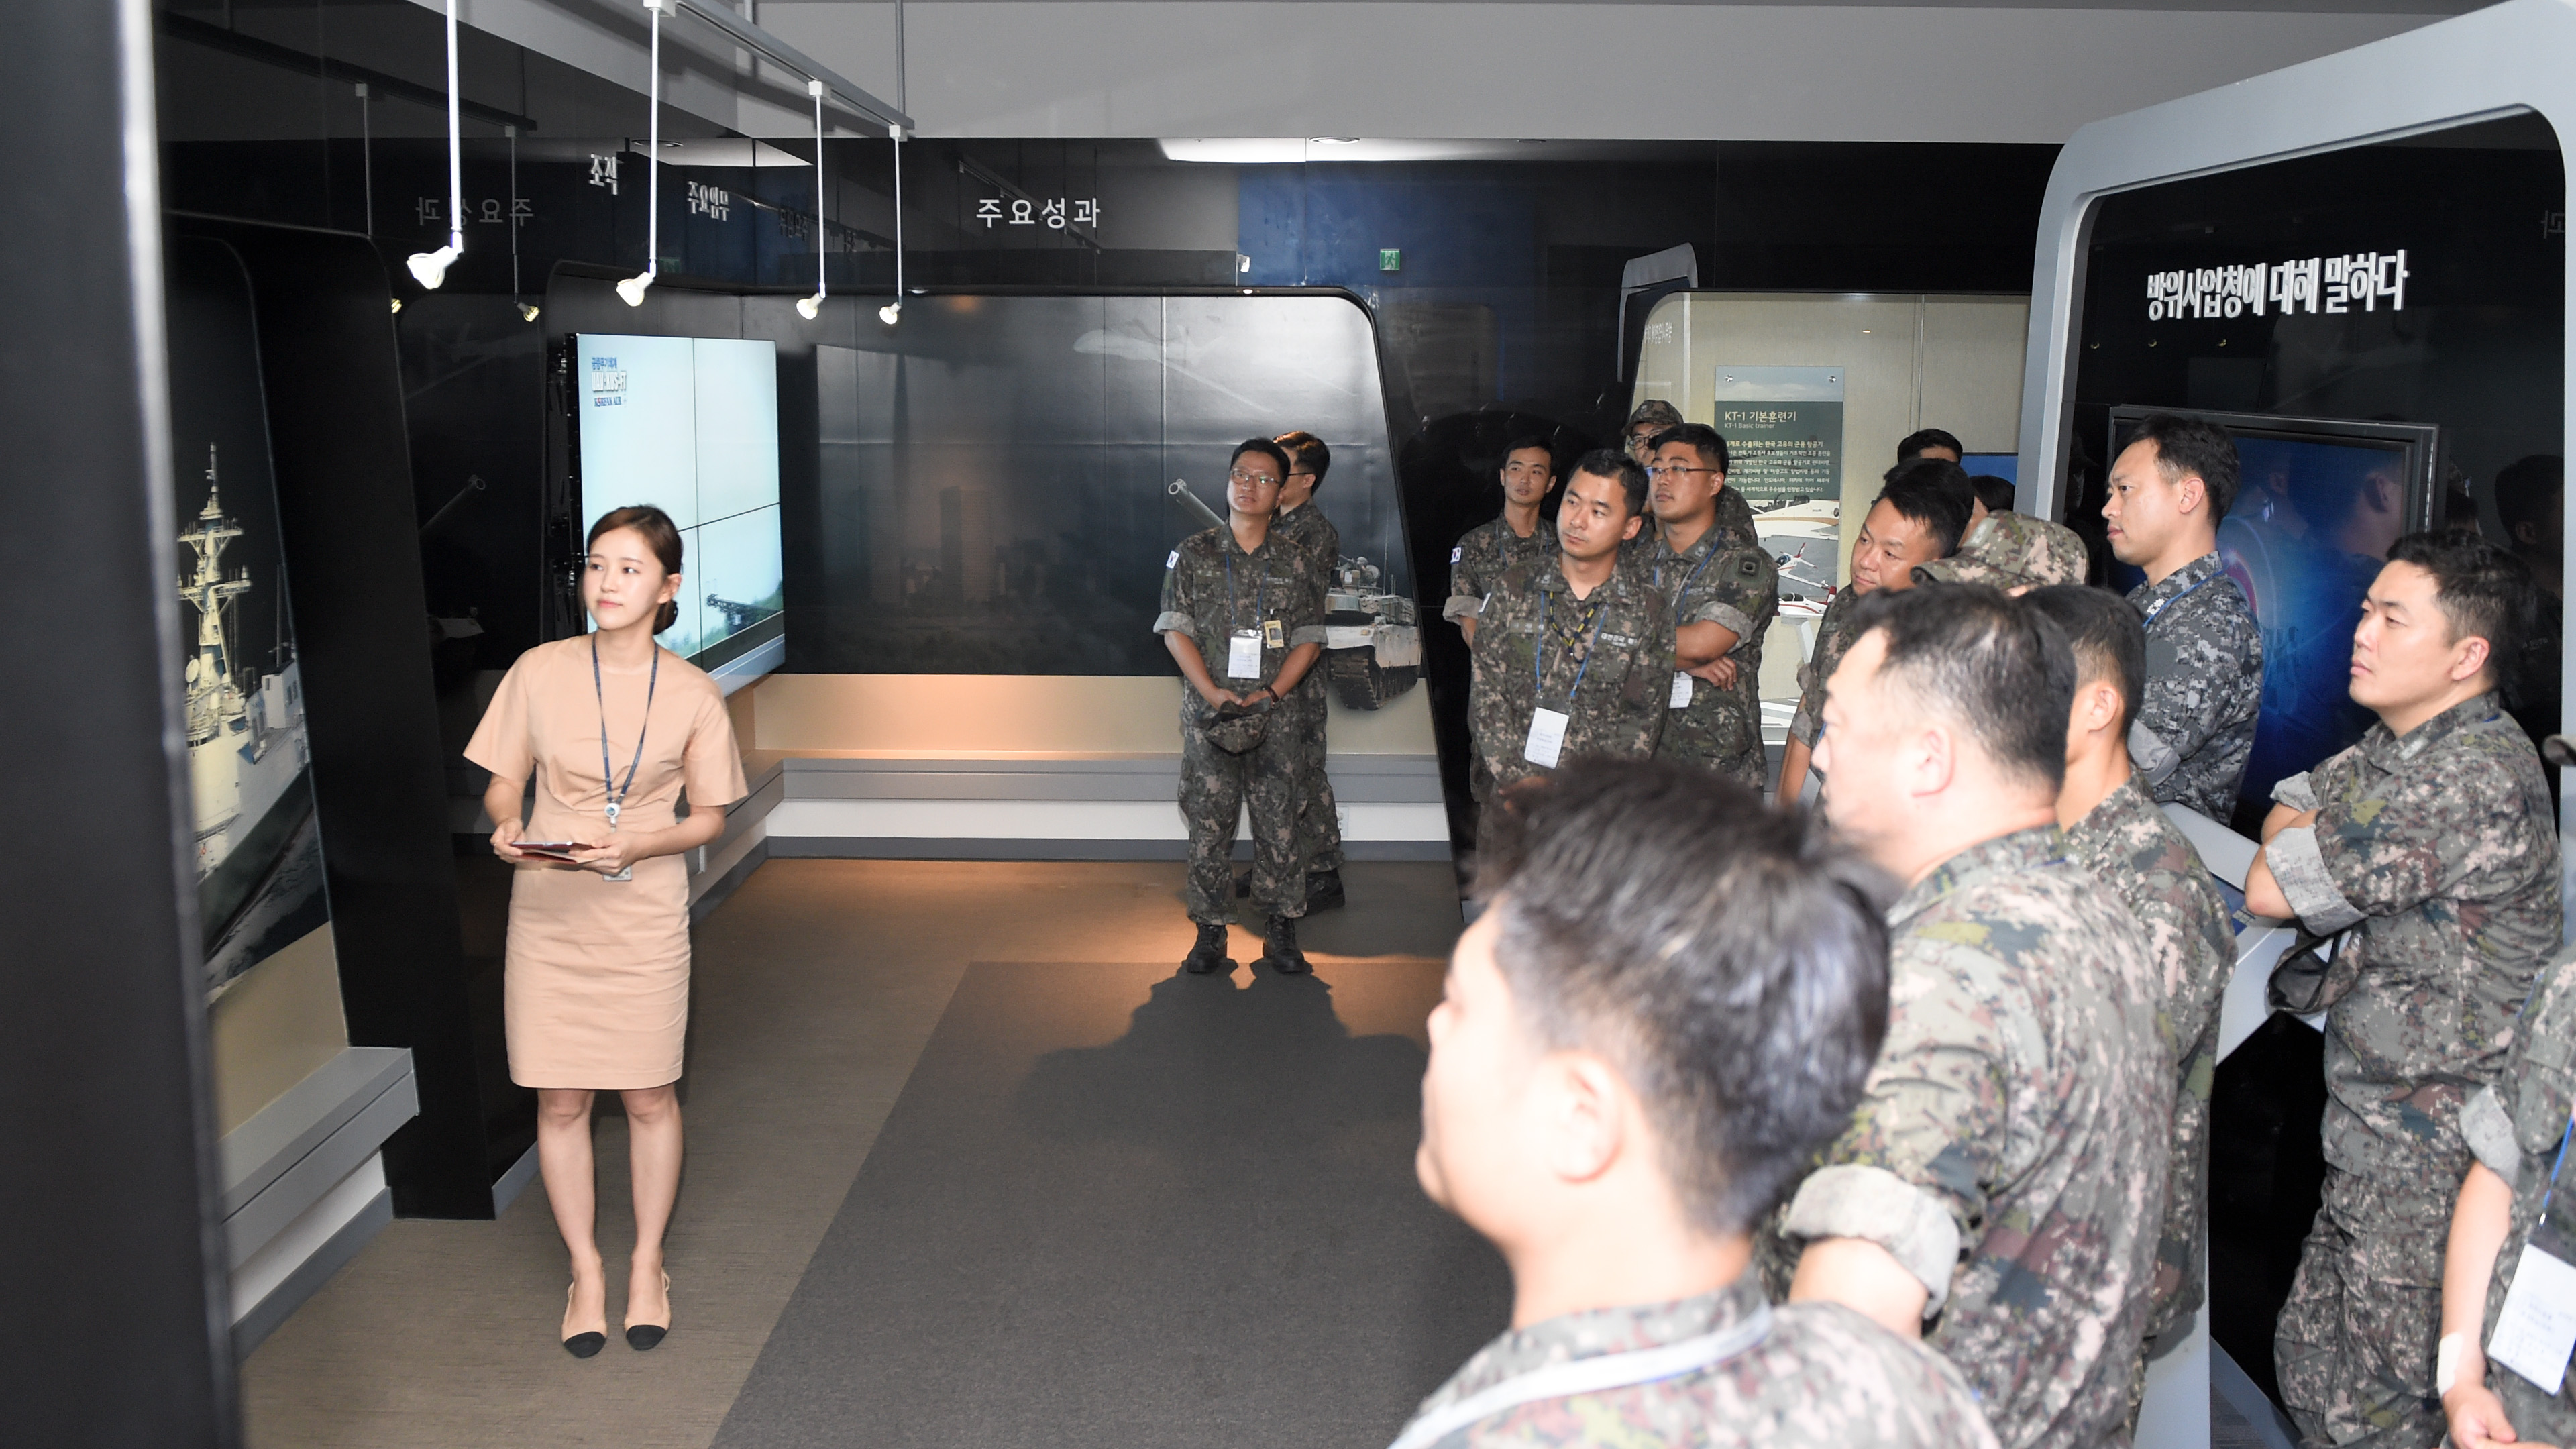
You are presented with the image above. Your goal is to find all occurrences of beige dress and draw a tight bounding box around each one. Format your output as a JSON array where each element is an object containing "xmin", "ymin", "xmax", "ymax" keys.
[{"xmin": 464, "ymin": 636, "xmax": 748, "ymax": 1089}]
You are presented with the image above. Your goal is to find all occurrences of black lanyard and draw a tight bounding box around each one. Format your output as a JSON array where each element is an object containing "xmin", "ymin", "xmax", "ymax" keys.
[
  {"xmin": 591, "ymin": 635, "xmax": 659, "ymax": 829},
  {"xmin": 1536, "ymin": 588, "xmax": 1609, "ymax": 704}
]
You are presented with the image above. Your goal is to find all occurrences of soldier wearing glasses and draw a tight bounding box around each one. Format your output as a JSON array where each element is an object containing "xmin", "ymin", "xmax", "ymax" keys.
[
  {"xmin": 1642, "ymin": 424, "xmax": 1778, "ymax": 789},
  {"xmin": 1157, "ymin": 439, "xmax": 1329, "ymax": 976}
]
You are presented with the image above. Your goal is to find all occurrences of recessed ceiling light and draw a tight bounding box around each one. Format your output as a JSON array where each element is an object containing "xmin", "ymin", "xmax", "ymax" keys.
[{"xmin": 1309, "ymin": 136, "xmax": 1360, "ymax": 145}]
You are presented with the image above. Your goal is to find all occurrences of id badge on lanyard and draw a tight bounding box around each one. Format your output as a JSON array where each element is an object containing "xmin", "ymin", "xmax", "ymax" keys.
[
  {"xmin": 1524, "ymin": 708, "xmax": 1570, "ymax": 767},
  {"xmin": 2489, "ymin": 1113, "xmax": 2576, "ymax": 1395},
  {"xmin": 1228, "ymin": 631, "xmax": 1262, "ymax": 679}
]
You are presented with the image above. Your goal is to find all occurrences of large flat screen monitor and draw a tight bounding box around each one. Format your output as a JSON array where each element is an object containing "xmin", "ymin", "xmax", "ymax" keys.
[
  {"xmin": 570, "ymin": 333, "xmax": 784, "ymax": 684},
  {"xmin": 2107, "ymin": 406, "xmax": 2438, "ymax": 818}
]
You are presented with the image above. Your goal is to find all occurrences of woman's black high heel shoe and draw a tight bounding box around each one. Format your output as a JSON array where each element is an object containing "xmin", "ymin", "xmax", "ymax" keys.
[
  {"xmin": 625, "ymin": 1271, "xmax": 672, "ymax": 1351},
  {"xmin": 562, "ymin": 1281, "xmax": 608, "ymax": 1358}
]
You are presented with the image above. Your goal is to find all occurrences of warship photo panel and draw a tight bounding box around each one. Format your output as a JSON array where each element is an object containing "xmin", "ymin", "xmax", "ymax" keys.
[{"xmin": 164, "ymin": 237, "xmax": 334, "ymax": 1000}]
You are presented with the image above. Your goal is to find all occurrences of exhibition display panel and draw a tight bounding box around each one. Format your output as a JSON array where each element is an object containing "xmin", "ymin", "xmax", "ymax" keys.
[{"xmin": 571, "ymin": 333, "xmax": 785, "ymax": 671}]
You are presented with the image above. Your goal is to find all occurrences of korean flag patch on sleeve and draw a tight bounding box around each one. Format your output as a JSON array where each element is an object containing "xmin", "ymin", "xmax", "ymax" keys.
[
  {"xmin": 1166, "ymin": 550, "xmax": 1179, "ymax": 569},
  {"xmin": 1450, "ymin": 545, "xmax": 1463, "ymax": 563}
]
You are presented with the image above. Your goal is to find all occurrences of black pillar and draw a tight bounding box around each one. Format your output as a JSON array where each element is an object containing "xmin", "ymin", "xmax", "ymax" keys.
[{"xmin": 0, "ymin": 0, "xmax": 239, "ymax": 1444}]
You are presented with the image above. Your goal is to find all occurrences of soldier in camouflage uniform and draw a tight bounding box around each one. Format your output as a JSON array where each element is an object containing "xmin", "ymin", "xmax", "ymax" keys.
[
  {"xmin": 1156, "ymin": 439, "xmax": 1329, "ymax": 976},
  {"xmin": 1444, "ymin": 435, "xmax": 1560, "ymax": 645},
  {"xmin": 1270, "ymin": 431, "xmax": 1347, "ymax": 910},
  {"xmin": 1406, "ymin": 757, "xmax": 1997, "ymax": 1449},
  {"xmin": 2025, "ymin": 586, "xmax": 2239, "ymax": 1397},
  {"xmin": 2444, "ymin": 910, "xmax": 2576, "ymax": 1449},
  {"xmin": 1642, "ymin": 424, "xmax": 1779, "ymax": 789},
  {"xmin": 1468, "ymin": 453, "xmax": 1673, "ymax": 828},
  {"xmin": 1780, "ymin": 586, "xmax": 2167, "ymax": 1449},
  {"xmin": 2243, "ymin": 535, "xmax": 2560, "ymax": 1449},
  {"xmin": 1776, "ymin": 463, "xmax": 1972, "ymax": 803},
  {"xmin": 2104, "ymin": 414, "xmax": 2265, "ymax": 824}
]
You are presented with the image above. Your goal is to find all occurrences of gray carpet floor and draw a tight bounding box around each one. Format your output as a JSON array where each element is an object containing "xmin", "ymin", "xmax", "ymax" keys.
[{"xmin": 710, "ymin": 957, "xmax": 1511, "ymax": 1449}]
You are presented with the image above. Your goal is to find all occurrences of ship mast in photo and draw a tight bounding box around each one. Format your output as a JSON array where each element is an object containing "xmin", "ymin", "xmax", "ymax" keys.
[{"xmin": 179, "ymin": 443, "xmax": 307, "ymax": 879}]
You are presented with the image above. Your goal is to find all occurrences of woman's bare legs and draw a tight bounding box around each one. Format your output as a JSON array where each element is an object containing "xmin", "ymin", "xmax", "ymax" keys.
[
  {"xmin": 621, "ymin": 1084, "xmax": 682, "ymax": 1328},
  {"xmin": 536, "ymin": 1087, "xmax": 607, "ymax": 1339}
]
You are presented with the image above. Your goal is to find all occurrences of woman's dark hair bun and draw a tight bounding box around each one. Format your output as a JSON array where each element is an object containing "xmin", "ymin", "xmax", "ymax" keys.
[{"xmin": 587, "ymin": 505, "xmax": 686, "ymax": 633}]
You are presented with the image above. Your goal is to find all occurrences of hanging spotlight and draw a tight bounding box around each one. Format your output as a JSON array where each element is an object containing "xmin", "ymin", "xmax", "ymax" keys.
[
  {"xmin": 518, "ymin": 302, "xmax": 542, "ymax": 322},
  {"xmin": 406, "ymin": 0, "xmax": 465, "ymax": 289},
  {"xmin": 796, "ymin": 79, "xmax": 828, "ymax": 321},
  {"xmin": 880, "ymin": 122, "xmax": 905, "ymax": 327},
  {"xmin": 620, "ymin": 0, "xmax": 675, "ymax": 307}
]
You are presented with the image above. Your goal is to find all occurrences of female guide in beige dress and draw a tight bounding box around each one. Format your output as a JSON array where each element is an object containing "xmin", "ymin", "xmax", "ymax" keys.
[{"xmin": 465, "ymin": 505, "xmax": 747, "ymax": 1357}]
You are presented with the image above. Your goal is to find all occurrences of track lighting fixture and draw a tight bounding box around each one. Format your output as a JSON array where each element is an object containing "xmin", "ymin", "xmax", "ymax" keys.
[
  {"xmin": 406, "ymin": 0, "xmax": 464, "ymax": 290},
  {"xmin": 518, "ymin": 302, "xmax": 541, "ymax": 322},
  {"xmin": 882, "ymin": 123, "xmax": 905, "ymax": 327},
  {"xmin": 621, "ymin": 0, "xmax": 675, "ymax": 307},
  {"xmin": 797, "ymin": 80, "xmax": 828, "ymax": 321}
]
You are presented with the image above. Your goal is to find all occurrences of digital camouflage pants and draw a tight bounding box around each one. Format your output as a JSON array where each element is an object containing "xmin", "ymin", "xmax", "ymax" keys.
[
  {"xmin": 1180, "ymin": 707, "xmax": 1306, "ymax": 926},
  {"xmin": 1289, "ymin": 684, "xmax": 1344, "ymax": 875},
  {"xmin": 2275, "ymin": 1214, "xmax": 2445, "ymax": 1449}
]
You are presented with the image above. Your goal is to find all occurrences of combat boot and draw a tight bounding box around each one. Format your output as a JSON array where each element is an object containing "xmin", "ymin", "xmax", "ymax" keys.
[
  {"xmin": 1304, "ymin": 868, "xmax": 1346, "ymax": 912},
  {"xmin": 1260, "ymin": 914, "xmax": 1310, "ymax": 975},
  {"xmin": 1182, "ymin": 922, "xmax": 1231, "ymax": 975}
]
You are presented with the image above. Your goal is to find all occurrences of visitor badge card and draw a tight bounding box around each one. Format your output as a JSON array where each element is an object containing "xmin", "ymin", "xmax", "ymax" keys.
[
  {"xmin": 1228, "ymin": 629, "xmax": 1263, "ymax": 679},
  {"xmin": 1524, "ymin": 708, "xmax": 1570, "ymax": 768}
]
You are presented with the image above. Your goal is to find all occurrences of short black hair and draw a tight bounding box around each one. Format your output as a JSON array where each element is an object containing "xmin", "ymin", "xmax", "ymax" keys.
[
  {"xmin": 1969, "ymin": 474, "xmax": 2018, "ymax": 515},
  {"xmin": 2385, "ymin": 530, "xmax": 2540, "ymax": 701},
  {"xmin": 1274, "ymin": 430, "xmax": 1330, "ymax": 489},
  {"xmin": 2021, "ymin": 584, "xmax": 2144, "ymax": 733},
  {"xmin": 1897, "ymin": 428, "xmax": 1964, "ymax": 462},
  {"xmin": 1647, "ymin": 423, "xmax": 1729, "ymax": 476},
  {"xmin": 1501, "ymin": 435, "xmax": 1557, "ymax": 473},
  {"xmin": 2121, "ymin": 413, "xmax": 2241, "ymax": 521},
  {"xmin": 1875, "ymin": 462, "xmax": 1974, "ymax": 558},
  {"xmin": 1625, "ymin": 399, "xmax": 1685, "ymax": 433},
  {"xmin": 2493, "ymin": 454, "xmax": 2563, "ymax": 539},
  {"xmin": 1477, "ymin": 759, "xmax": 1894, "ymax": 1236},
  {"xmin": 1847, "ymin": 584, "xmax": 2077, "ymax": 794},
  {"xmin": 1230, "ymin": 437, "xmax": 1291, "ymax": 481},
  {"xmin": 1568, "ymin": 449, "xmax": 1649, "ymax": 519}
]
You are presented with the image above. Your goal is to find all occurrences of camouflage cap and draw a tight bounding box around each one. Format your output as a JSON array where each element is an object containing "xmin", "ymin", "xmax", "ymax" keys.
[
  {"xmin": 2544, "ymin": 734, "xmax": 2576, "ymax": 768},
  {"xmin": 1911, "ymin": 511, "xmax": 2089, "ymax": 592},
  {"xmin": 1626, "ymin": 398, "xmax": 1686, "ymax": 431},
  {"xmin": 1203, "ymin": 700, "xmax": 1272, "ymax": 755}
]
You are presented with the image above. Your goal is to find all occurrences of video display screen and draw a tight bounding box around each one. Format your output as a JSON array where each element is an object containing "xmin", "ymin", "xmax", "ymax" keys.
[
  {"xmin": 574, "ymin": 333, "xmax": 783, "ymax": 667},
  {"xmin": 2112, "ymin": 409, "xmax": 2432, "ymax": 812}
]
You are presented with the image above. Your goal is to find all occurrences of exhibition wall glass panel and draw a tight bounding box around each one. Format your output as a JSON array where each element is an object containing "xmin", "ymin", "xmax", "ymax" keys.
[
  {"xmin": 2074, "ymin": 111, "xmax": 2564, "ymax": 827},
  {"xmin": 803, "ymin": 292, "xmax": 1404, "ymax": 675}
]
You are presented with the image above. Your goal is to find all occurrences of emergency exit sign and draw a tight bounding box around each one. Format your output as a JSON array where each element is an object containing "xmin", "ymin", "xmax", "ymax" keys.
[{"xmin": 1378, "ymin": 249, "xmax": 1401, "ymax": 272}]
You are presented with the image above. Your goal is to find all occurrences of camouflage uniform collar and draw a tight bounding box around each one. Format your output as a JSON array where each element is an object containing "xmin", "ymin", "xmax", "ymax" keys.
[
  {"xmin": 1212, "ymin": 523, "xmax": 1281, "ymax": 563},
  {"xmin": 1538, "ymin": 558, "xmax": 1629, "ymax": 600},
  {"xmin": 2360, "ymin": 689, "xmax": 2506, "ymax": 767},
  {"xmin": 1652, "ymin": 518, "xmax": 1725, "ymax": 566},
  {"xmin": 1419, "ymin": 1273, "xmax": 1769, "ymax": 1409},
  {"xmin": 1896, "ymin": 824, "xmax": 2071, "ymax": 925},
  {"xmin": 2076, "ymin": 774, "xmax": 2161, "ymax": 839},
  {"xmin": 2139, "ymin": 549, "xmax": 2224, "ymax": 602}
]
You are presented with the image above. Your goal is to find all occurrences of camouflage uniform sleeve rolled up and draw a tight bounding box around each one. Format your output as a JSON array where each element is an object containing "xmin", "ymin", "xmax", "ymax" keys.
[
  {"xmin": 2308, "ymin": 735, "xmax": 2549, "ymax": 923},
  {"xmin": 1282, "ymin": 546, "xmax": 1330, "ymax": 649},
  {"xmin": 1681, "ymin": 546, "xmax": 1778, "ymax": 641},
  {"xmin": 1780, "ymin": 938, "xmax": 2011, "ymax": 1308},
  {"xmin": 1153, "ymin": 541, "xmax": 1199, "ymax": 637},
  {"xmin": 1446, "ymin": 523, "xmax": 1501, "ymax": 623},
  {"xmin": 2467, "ymin": 946, "xmax": 2576, "ymax": 1442}
]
